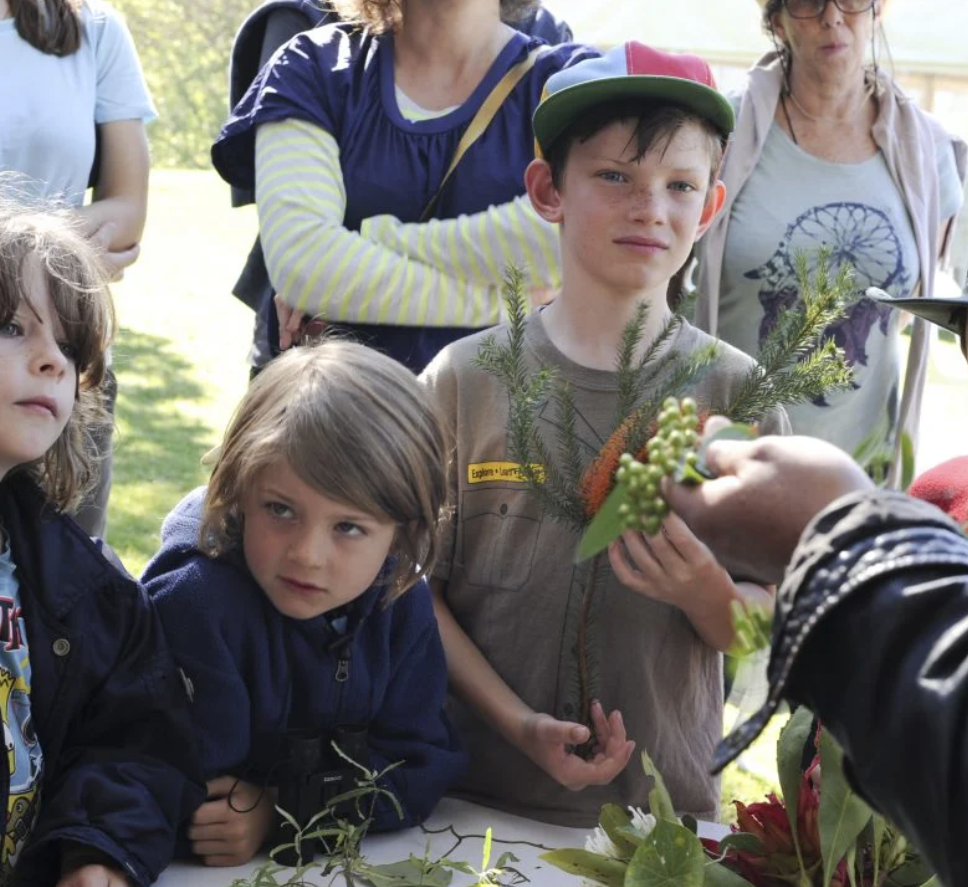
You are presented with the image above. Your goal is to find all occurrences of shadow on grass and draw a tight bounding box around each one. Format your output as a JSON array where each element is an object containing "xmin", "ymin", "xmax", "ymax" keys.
[{"xmin": 107, "ymin": 327, "xmax": 218, "ymax": 574}]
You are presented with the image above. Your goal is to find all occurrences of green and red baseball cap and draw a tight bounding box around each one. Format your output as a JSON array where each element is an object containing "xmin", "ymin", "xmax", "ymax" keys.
[{"xmin": 532, "ymin": 41, "xmax": 735, "ymax": 157}]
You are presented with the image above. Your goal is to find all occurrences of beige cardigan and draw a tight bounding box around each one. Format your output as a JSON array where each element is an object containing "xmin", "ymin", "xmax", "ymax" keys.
[{"xmin": 696, "ymin": 53, "xmax": 967, "ymax": 485}]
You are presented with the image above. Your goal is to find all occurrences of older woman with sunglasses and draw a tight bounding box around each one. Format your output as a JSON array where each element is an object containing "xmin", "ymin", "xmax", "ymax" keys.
[{"xmin": 696, "ymin": 0, "xmax": 966, "ymax": 485}]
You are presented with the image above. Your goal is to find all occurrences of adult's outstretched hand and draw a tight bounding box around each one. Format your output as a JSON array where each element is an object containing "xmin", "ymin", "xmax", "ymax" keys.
[{"xmin": 663, "ymin": 418, "xmax": 873, "ymax": 585}]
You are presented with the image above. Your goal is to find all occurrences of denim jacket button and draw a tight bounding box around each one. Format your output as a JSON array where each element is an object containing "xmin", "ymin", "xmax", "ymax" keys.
[{"xmin": 52, "ymin": 638, "xmax": 71, "ymax": 657}]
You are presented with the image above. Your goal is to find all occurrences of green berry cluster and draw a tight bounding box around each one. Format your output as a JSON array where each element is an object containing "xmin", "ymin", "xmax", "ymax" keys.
[{"xmin": 615, "ymin": 397, "xmax": 700, "ymax": 536}]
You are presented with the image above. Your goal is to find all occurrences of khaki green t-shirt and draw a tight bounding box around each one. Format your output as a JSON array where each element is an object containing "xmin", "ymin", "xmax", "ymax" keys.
[{"xmin": 421, "ymin": 312, "xmax": 789, "ymax": 827}]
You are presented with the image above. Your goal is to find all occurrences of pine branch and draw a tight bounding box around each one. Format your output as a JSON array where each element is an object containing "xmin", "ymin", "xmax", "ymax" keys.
[
  {"xmin": 624, "ymin": 342, "xmax": 718, "ymax": 458},
  {"xmin": 613, "ymin": 311, "xmax": 684, "ymax": 429},
  {"xmin": 614, "ymin": 301, "xmax": 650, "ymax": 424},
  {"xmin": 726, "ymin": 248, "xmax": 854, "ymax": 423},
  {"xmin": 474, "ymin": 266, "xmax": 593, "ymax": 529},
  {"xmin": 554, "ymin": 380, "xmax": 585, "ymax": 492}
]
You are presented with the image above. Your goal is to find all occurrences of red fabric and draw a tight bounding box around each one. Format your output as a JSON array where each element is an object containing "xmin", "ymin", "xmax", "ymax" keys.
[
  {"xmin": 909, "ymin": 456, "xmax": 968, "ymax": 524},
  {"xmin": 624, "ymin": 41, "xmax": 718, "ymax": 89}
]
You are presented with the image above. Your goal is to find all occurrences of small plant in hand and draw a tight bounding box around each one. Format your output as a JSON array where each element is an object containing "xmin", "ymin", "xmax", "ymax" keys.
[
  {"xmin": 475, "ymin": 252, "xmax": 854, "ymax": 739},
  {"xmin": 542, "ymin": 712, "xmax": 935, "ymax": 887}
]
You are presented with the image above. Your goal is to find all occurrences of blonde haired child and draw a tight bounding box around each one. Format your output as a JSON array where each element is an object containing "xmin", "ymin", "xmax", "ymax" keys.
[
  {"xmin": 142, "ymin": 342, "xmax": 466, "ymax": 867},
  {"xmin": 0, "ymin": 199, "xmax": 203, "ymax": 886}
]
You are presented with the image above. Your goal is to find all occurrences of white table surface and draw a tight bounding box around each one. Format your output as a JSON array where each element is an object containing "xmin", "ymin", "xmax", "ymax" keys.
[{"xmin": 156, "ymin": 797, "xmax": 729, "ymax": 886}]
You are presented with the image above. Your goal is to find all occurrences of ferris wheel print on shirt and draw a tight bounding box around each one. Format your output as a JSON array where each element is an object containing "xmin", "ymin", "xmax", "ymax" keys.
[{"xmin": 747, "ymin": 201, "xmax": 912, "ymax": 391}]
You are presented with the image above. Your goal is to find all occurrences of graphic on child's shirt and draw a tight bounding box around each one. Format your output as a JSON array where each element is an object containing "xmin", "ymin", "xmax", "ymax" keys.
[
  {"xmin": 747, "ymin": 201, "xmax": 910, "ymax": 398},
  {"xmin": 0, "ymin": 595, "xmax": 42, "ymax": 881}
]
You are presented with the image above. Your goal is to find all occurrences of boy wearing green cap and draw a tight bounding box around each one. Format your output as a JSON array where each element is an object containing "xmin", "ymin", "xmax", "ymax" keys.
[{"xmin": 421, "ymin": 42, "xmax": 789, "ymax": 826}]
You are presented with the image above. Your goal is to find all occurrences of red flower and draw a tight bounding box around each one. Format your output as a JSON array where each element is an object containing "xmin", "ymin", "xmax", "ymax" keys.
[{"xmin": 712, "ymin": 759, "xmax": 826, "ymax": 887}]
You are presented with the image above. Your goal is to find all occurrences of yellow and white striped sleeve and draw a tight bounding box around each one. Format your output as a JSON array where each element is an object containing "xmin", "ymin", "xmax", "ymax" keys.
[
  {"xmin": 360, "ymin": 194, "xmax": 561, "ymax": 290},
  {"xmin": 256, "ymin": 119, "xmax": 502, "ymax": 328}
]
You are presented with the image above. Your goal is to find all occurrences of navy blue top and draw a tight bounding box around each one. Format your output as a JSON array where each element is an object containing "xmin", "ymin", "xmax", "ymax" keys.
[
  {"xmin": 142, "ymin": 489, "xmax": 466, "ymax": 831},
  {"xmin": 212, "ymin": 24, "xmax": 597, "ymax": 371},
  {"xmin": 0, "ymin": 475, "xmax": 204, "ymax": 886}
]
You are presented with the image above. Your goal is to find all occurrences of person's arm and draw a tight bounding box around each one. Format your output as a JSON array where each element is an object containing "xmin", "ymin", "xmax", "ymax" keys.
[
  {"xmin": 358, "ymin": 584, "xmax": 467, "ymax": 831},
  {"xmin": 77, "ymin": 4, "xmax": 154, "ymax": 277},
  {"xmin": 77, "ymin": 119, "xmax": 150, "ymax": 276},
  {"xmin": 664, "ymin": 421, "xmax": 873, "ymax": 585},
  {"xmin": 25, "ymin": 580, "xmax": 205, "ymax": 887},
  {"xmin": 256, "ymin": 119, "xmax": 503, "ymax": 328},
  {"xmin": 360, "ymin": 195, "xmax": 561, "ymax": 291},
  {"xmin": 147, "ymin": 562, "xmax": 279, "ymax": 867},
  {"xmin": 430, "ymin": 577, "xmax": 635, "ymax": 789},
  {"xmin": 760, "ymin": 492, "xmax": 968, "ymax": 887}
]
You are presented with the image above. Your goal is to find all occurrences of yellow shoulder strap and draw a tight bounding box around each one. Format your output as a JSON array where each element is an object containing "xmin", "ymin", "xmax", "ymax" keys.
[{"xmin": 420, "ymin": 46, "xmax": 548, "ymax": 222}]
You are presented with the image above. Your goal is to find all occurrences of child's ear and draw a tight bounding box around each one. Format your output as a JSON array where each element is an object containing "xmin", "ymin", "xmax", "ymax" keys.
[
  {"xmin": 694, "ymin": 180, "xmax": 727, "ymax": 242},
  {"xmin": 524, "ymin": 158, "xmax": 564, "ymax": 224}
]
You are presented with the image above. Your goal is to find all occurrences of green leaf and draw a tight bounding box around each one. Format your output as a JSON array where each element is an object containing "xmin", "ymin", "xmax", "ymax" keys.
[
  {"xmin": 481, "ymin": 827, "xmax": 492, "ymax": 872},
  {"xmin": 356, "ymin": 859, "xmax": 453, "ymax": 887},
  {"xmin": 776, "ymin": 706, "xmax": 815, "ymax": 878},
  {"xmin": 846, "ymin": 843, "xmax": 859, "ymax": 887},
  {"xmin": 540, "ymin": 849, "xmax": 627, "ymax": 887},
  {"xmin": 680, "ymin": 814, "xmax": 698, "ymax": 835},
  {"xmin": 872, "ymin": 813, "xmax": 886, "ymax": 886},
  {"xmin": 900, "ymin": 431, "xmax": 916, "ymax": 492},
  {"xmin": 624, "ymin": 820, "xmax": 704, "ymax": 887},
  {"xmin": 777, "ymin": 708, "xmax": 814, "ymax": 831},
  {"xmin": 577, "ymin": 482, "xmax": 629, "ymax": 562},
  {"xmin": 716, "ymin": 833, "xmax": 765, "ymax": 854},
  {"xmin": 601, "ymin": 804, "xmax": 640, "ymax": 860},
  {"xmin": 640, "ymin": 750, "xmax": 677, "ymax": 823},
  {"xmin": 818, "ymin": 731, "xmax": 873, "ymax": 887},
  {"xmin": 703, "ymin": 861, "xmax": 758, "ymax": 887}
]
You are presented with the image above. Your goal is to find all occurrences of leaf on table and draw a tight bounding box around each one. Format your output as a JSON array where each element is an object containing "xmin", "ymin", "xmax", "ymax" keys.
[
  {"xmin": 717, "ymin": 833, "xmax": 765, "ymax": 855},
  {"xmin": 600, "ymin": 803, "xmax": 640, "ymax": 859},
  {"xmin": 356, "ymin": 858, "xmax": 453, "ymax": 887},
  {"xmin": 539, "ymin": 849, "xmax": 626, "ymax": 887},
  {"xmin": 624, "ymin": 820, "xmax": 705, "ymax": 887},
  {"xmin": 703, "ymin": 860, "xmax": 758, "ymax": 887}
]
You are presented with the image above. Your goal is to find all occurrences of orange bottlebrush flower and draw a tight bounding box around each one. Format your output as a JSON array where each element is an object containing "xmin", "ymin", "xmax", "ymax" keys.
[
  {"xmin": 578, "ymin": 410, "xmax": 710, "ymax": 519},
  {"xmin": 578, "ymin": 418, "xmax": 634, "ymax": 518}
]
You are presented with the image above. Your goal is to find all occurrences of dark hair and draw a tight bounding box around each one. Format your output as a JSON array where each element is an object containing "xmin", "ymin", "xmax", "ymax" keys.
[
  {"xmin": 330, "ymin": 0, "xmax": 537, "ymax": 33},
  {"xmin": 544, "ymin": 100, "xmax": 726, "ymax": 191},
  {"xmin": 544, "ymin": 101, "xmax": 725, "ymax": 312},
  {"xmin": 762, "ymin": 0, "xmax": 889, "ymax": 90},
  {"xmin": 760, "ymin": 0, "xmax": 784, "ymax": 28},
  {"xmin": 10, "ymin": 0, "xmax": 83, "ymax": 56},
  {"xmin": 0, "ymin": 196, "xmax": 115, "ymax": 510}
]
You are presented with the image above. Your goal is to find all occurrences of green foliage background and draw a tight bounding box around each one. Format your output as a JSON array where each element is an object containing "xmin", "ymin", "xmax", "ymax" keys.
[{"xmin": 114, "ymin": 0, "xmax": 254, "ymax": 169}]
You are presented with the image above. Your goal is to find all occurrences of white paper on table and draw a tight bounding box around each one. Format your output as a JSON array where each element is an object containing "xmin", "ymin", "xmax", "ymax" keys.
[{"xmin": 156, "ymin": 797, "xmax": 730, "ymax": 886}]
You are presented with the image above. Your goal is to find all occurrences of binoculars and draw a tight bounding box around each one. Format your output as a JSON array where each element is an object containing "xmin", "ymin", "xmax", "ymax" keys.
[{"xmin": 273, "ymin": 725, "xmax": 369, "ymax": 866}]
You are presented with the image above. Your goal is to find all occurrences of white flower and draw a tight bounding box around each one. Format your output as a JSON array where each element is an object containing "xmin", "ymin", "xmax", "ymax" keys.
[
  {"xmin": 628, "ymin": 807, "xmax": 657, "ymax": 837},
  {"xmin": 584, "ymin": 826, "xmax": 622, "ymax": 859}
]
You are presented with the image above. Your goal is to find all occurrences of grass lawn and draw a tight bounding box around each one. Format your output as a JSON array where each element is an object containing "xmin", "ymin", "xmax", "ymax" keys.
[{"xmin": 106, "ymin": 168, "xmax": 968, "ymax": 821}]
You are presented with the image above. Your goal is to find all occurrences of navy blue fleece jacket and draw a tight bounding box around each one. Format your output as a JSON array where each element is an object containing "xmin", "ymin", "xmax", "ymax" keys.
[{"xmin": 141, "ymin": 488, "xmax": 466, "ymax": 831}]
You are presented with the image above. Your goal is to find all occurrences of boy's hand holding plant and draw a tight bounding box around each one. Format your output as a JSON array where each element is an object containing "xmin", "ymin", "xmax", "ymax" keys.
[{"xmin": 518, "ymin": 701, "xmax": 635, "ymax": 791}]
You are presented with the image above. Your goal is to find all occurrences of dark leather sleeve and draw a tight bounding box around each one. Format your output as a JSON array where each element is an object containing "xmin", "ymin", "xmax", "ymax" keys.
[{"xmin": 776, "ymin": 492, "xmax": 968, "ymax": 887}]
